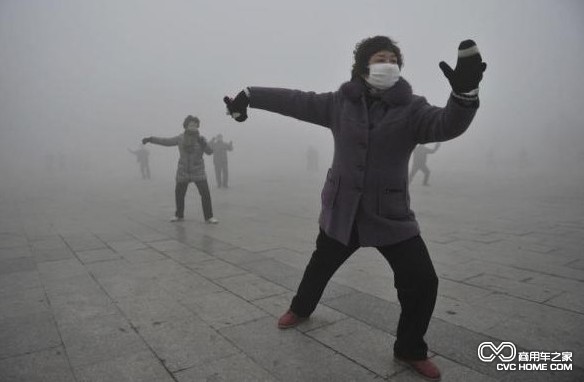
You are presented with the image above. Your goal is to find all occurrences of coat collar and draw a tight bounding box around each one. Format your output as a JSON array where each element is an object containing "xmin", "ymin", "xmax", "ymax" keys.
[{"xmin": 340, "ymin": 77, "xmax": 413, "ymax": 106}]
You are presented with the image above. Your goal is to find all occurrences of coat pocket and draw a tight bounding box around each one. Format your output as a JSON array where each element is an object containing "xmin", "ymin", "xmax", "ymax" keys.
[
  {"xmin": 378, "ymin": 181, "xmax": 408, "ymax": 218},
  {"xmin": 321, "ymin": 169, "xmax": 340, "ymax": 209}
]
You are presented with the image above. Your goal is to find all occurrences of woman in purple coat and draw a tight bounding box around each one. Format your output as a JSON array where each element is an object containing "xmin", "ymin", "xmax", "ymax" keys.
[{"xmin": 224, "ymin": 36, "xmax": 486, "ymax": 381}]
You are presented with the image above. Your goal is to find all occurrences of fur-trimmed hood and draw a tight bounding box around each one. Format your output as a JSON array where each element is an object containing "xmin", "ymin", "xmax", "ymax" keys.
[{"xmin": 340, "ymin": 77, "xmax": 413, "ymax": 106}]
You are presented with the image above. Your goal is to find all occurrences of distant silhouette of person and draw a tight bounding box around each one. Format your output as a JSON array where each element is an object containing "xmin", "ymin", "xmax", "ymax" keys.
[
  {"xmin": 306, "ymin": 145, "xmax": 319, "ymax": 172},
  {"xmin": 128, "ymin": 144, "xmax": 151, "ymax": 179},
  {"xmin": 142, "ymin": 115, "xmax": 218, "ymax": 224},
  {"xmin": 209, "ymin": 134, "xmax": 233, "ymax": 188},
  {"xmin": 409, "ymin": 143, "xmax": 440, "ymax": 186}
]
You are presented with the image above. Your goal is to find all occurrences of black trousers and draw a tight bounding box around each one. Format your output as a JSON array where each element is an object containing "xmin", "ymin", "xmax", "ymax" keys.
[
  {"xmin": 175, "ymin": 180, "xmax": 213, "ymax": 220},
  {"xmin": 290, "ymin": 228, "xmax": 438, "ymax": 360},
  {"xmin": 214, "ymin": 162, "xmax": 229, "ymax": 188}
]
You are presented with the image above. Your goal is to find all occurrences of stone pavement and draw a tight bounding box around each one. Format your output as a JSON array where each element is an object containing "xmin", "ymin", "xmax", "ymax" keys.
[{"xmin": 0, "ymin": 168, "xmax": 583, "ymax": 381}]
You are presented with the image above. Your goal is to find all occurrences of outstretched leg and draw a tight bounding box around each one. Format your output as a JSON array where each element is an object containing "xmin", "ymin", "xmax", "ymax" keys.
[
  {"xmin": 174, "ymin": 182, "xmax": 188, "ymax": 219},
  {"xmin": 194, "ymin": 179, "xmax": 213, "ymax": 220},
  {"xmin": 377, "ymin": 235, "xmax": 438, "ymax": 360},
  {"xmin": 290, "ymin": 229, "xmax": 359, "ymax": 317}
]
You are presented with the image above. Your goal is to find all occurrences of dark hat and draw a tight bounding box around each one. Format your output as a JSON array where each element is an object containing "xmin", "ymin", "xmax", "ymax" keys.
[{"xmin": 351, "ymin": 36, "xmax": 403, "ymax": 79}]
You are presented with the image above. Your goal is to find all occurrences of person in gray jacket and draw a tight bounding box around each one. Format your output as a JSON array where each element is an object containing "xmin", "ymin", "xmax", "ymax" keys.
[
  {"xmin": 142, "ymin": 115, "xmax": 218, "ymax": 224},
  {"xmin": 224, "ymin": 36, "xmax": 486, "ymax": 381},
  {"xmin": 209, "ymin": 134, "xmax": 233, "ymax": 188}
]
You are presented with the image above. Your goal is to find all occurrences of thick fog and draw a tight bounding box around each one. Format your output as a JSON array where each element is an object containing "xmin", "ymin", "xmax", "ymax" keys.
[{"xmin": 1, "ymin": 0, "xmax": 583, "ymax": 190}]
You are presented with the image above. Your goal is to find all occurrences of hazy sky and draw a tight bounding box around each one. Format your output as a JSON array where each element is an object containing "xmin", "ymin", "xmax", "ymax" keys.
[{"xmin": 1, "ymin": 0, "xmax": 583, "ymax": 179}]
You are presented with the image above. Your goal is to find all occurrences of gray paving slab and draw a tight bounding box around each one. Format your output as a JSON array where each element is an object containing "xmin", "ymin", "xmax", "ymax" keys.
[
  {"xmin": 157, "ymin": 270, "xmax": 224, "ymax": 299},
  {"xmin": 306, "ymin": 317, "xmax": 405, "ymax": 378},
  {"xmin": 130, "ymin": 231, "xmax": 170, "ymax": 243},
  {"xmin": 31, "ymin": 247, "xmax": 76, "ymax": 263},
  {"xmin": 463, "ymin": 273, "xmax": 563, "ymax": 303},
  {"xmin": 219, "ymin": 317, "xmax": 380, "ymax": 381},
  {"xmin": 174, "ymin": 353, "xmax": 278, "ymax": 382},
  {"xmin": 73, "ymin": 350, "xmax": 174, "ymax": 382},
  {"xmin": 59, "ymin": 313, "xmax": 151, "ymax": 369},
  {"xmin": 0, "ymin": 256, "xmax": 37, "ymax": 275},
  {"xmin": 0, "ymin": 246, "xmax": 32, "ymax": 261},
  {"xmin": 0, "ymin": 270, "xmax": 42, "ymax": 293},
  {"xmin": 186, "ymin": 234, "xmax": 239, "ymax": 253},
  {"xmin": 179, "ymin": 290, "xmax": 268, "ymax": 329},
  {"xmin": 135, "ymin": 316, "xmax": 240, "ymax": 372},
  {"xmin": 94, "ymin": 232, "xmax": 137, "ymax": 243},
  {"xmin": 95, "ymin": 273, "xmax": 171, "ymax": 301},
  {"xmin": 61, "ymin": 234, "xmax": 107, "ymax": 252},
  {"xmin": 0, "ymin": 347, "xmax": 76, "ymax": 382},
  {"xmin": 107, "ymin": 239, "xmax": 149, "ymax": 252},
  {"xmin": 0, "ymin": 311, "xmax": 61, "ymax": 359},
  {"xmin": 215, "ymin": 273, "xmax": 290, "ymax": 301},
  {"xmin": 29, "ymin": 236, "xmax": 68, "ymax": 250},
  {"xmin": 37, "ymin": 258, "xmax": 87, "ymax": 281},
  {"xmin": 49, "ymin": 289, "xmax": 119, "ymax": 326},
  {"xmin": 545, "ymin": 292, "xmax": 584, "ymax": 315},
  {"xmin": 0, "ymin": 287, "xmax": 50, "ymax": 320},
  {"xmin": 146, "ymin": 239, "xmax": 191, "ymax": 252},
  {"xmin": 116, "ymin": 247, "xmax": 168, "ymax": 263},
  {"xmin": 240, "ymin": 257, "xmax": 305, "ymax": 280},
  {"xmin": 432, "ymin": 295, "xmax": 507, "ymax": 333},
  {"xmin": 75, "ymin": 248, "xmax": 121, "ymax": 264},
  {"xmin": 115, "ymin": 294, "xmax": 195, "ymax": 329},
  {"xmin": 324, "ymin": 290, "xmax": 402, "ymax": 334},
  {"xmin": 185, "ymin": 258, "xmax": 249, "ymax": 279},
  {"xmin": 161, "ymin": 246, "xmax": 215, "ymax": 264},
  {"xmin": 212, "ymin": 247, "xmax": 272, "ymax": 265},
  {"xmin": 43, "ymin": 274, "xmax": 104, "ymax": 298},
  {"xmin": 0, "ymin": 233, "xmax": 28, "ymax": 249}
]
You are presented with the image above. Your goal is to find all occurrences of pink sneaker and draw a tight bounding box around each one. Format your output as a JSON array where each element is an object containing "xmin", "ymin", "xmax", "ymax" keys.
[
  {"xmin": 395, "ymin": 356, "xmax": 441, "ymax": 381},
  {"xmin": 277, "ymin": 310, "xmax": 307, "ymax": 329}
]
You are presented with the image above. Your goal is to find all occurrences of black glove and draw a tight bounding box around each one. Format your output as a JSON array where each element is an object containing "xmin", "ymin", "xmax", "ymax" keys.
[
  {"xmin": 142, "ymin": 137, "xmax": 151, "ymax": 144},
  {"xmin": 223, "ymin": 90, "xmax": 249, "ymax": 122},
  {"xmin": 439, "ymin": 40, "xmax": 487, "ymax": 94}
]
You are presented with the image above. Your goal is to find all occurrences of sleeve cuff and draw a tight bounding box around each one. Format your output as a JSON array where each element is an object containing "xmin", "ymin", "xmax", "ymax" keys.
[{"xmin": 452, "ymin": 88, "xmax": 479, "ymax": 102}]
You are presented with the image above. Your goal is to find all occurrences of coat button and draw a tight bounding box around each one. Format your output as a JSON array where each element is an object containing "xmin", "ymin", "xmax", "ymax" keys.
[
  {"xmin": 359, "ymin": 142, "xmax": 367, "ymax": 149},
  {"xmin": 357, "ymin": 165, "xmax": 364, "ymax": 171}
]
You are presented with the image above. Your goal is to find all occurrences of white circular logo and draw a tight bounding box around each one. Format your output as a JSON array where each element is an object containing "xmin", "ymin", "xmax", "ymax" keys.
[{"xmin": 478, "ymin": 342, "xmax": 517, "ymax": 362}]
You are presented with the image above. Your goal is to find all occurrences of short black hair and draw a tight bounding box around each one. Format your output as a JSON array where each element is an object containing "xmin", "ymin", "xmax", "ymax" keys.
[
  {"xmin": 183, "ymin": 115, "xmax": 200, "ymax": 129},
  {"xmin": 351, "ymin": 36, "xmax": 403, "ymax": 79}
]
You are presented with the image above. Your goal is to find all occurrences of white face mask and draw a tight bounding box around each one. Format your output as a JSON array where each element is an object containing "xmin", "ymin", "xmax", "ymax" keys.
[
  {"xmin": 365, "ymin": 63, "xmax": 400, "ymax": 90},
  {"xmin": 186, "ymin": 126, "xmax": 199, "ymax": 133}
]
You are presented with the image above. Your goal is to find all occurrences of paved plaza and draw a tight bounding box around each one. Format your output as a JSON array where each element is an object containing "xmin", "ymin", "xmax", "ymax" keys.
[{"xmin": 0, "ymin": 168, "xmax": 583, "ymax": 381}]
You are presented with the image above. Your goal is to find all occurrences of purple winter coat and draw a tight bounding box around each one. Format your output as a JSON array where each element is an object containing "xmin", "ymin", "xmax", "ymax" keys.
[{"xmin": 248, "ymin": 78, "xmax": 478, "ymax": 247}]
